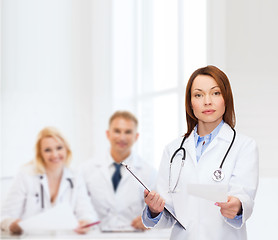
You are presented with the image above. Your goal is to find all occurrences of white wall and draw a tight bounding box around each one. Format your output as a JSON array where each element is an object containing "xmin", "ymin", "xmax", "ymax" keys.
[
  {"xmin": 1, "ymin": 0, "xmax": 75, "ymax": 176},
  {"xmin": 1, "ymin": 0, "xmax": 277, "ymax": 176},
  {"xmin": 71, "ymin": 0, "xmax": 113, "ymax": 163},
  {"xmin": 208, "ymin": 1, "xmax": 278, "ymax": 238},
  {"xmin": 226, "ymin": 0, "xmax": 278, "ymax": 178},
  {"xmin": 0, "ymin": 0, "xmax": 113, "ymax": 177},
  {"xmin": 208, "ymin": 0, "xmax": 278, "ymax": 177}
]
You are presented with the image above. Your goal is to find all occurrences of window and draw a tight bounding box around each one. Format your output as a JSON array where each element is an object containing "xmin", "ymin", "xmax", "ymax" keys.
[{"xmin": 112, "ymin": 0, "xmax": 207, "ymax": 168}]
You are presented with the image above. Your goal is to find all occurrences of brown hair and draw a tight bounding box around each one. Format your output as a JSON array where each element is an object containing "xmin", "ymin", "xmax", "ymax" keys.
[
  {"xmin": 34, "ymin": 127, "xmax": 72, "ymax": 173},
  {"xmin": 184, "ymin": 65, "xmax": 235, "ymax": 138},
  {"xmin": 109, "ymin": 110, "xmax": 138, "ymax": 128}
]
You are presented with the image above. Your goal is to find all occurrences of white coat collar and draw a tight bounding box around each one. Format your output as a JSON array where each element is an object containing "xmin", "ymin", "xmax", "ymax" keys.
[
  {"xmin": 105, "ymin": 151, "xmax": 141, "ymax": 169},
  {"xmin": 183, "ymin": 132, "xmax": 197, "ymax": 166},
  {"xmin": 203, "ymin": 123, "xmax": 235, "ymax": 155},
  {"xmin": 38, "ymin": 167, "xmax": 74, "ymax": 181},
  {"xmin": 89, "ymin": 151, "xmax": 135, "ymax": 193},
  {"xmin": 56, "ymin": 168, "xmax": 74, "ymax": 201},
  {"xmin": 183, "ymin": 123, "xmax": 234, "ymax": 166},
  {"xmin": 38, "ymin": 167, "xmax": 74, "ymax": 203},
  {"xmin": 107, "ymin": 151, "xmax": 142, "ymax": 192}
]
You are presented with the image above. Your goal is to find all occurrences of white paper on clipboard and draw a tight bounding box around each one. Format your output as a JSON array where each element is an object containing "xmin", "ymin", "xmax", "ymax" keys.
[{"xmin": 187, "ymin": 184, "xmax": 228, "ymax": 202}]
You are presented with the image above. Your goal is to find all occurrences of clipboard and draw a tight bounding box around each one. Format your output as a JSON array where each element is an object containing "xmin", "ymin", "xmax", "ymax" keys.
[{"xmin": 121, "ymin": 163, "xmax": 186, "ymax": 230}]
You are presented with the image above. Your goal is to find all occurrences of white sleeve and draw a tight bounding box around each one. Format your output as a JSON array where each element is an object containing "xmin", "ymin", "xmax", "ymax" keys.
[
  {"xmin": 73, "ymin": 174, "xmax": 99, "ymax": 222},
  {"xmin": 142, "ymin": 205, "xmax": 176, "ymax": 229},
  {"xmin": 142, "ymin": 146, "xmax": 177, "ymax": 229},
  {"xmin": 0, "ymin": 171, "xmax": 27, "ymax": 232},
  {"xmin": 225, "ymin": 137, "xmax": 259, "ymax": 228}
]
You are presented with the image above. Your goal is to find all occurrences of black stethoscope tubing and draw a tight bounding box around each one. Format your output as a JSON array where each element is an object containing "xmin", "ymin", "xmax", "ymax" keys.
[
  {"xmin": 170, "ymin": 136, "xmax": 187, "ymax": 164},
  {"xmin": 39, "ymin": 177, "xmax": 74, "ymax": 209},
  {"xmin": 169, "ymin": 127, "xmax": 236, "ymax": 192},
  {"xmin": 218, "ymin": 128, "xmax": 236, "ymax": 169}
]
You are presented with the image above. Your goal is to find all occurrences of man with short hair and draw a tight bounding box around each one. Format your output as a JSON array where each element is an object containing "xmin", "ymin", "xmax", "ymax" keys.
[{"xmin": 82, "ymin": 111, "xmax": 156, "ymax": 231}]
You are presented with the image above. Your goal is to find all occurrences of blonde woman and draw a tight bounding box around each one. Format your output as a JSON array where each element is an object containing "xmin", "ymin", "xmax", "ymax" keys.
[{"xmin": 0, "ymin": 127, "xmax": 98, "ymax": 234}]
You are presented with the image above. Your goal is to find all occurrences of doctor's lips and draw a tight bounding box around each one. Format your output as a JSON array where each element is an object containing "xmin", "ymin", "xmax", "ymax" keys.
[
  {"xmin": 49, "ymin": 157, "xmax": 64, "ymax": 163},
  {"xmin": 116, "ymin": 141, "xmax": 128, "ymax": 147},
  {"xmin": 202, "ymin": 109, "xmax": 216, "ymax": 114}
]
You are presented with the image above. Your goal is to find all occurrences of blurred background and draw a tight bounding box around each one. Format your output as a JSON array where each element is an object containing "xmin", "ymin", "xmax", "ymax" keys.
[{"xmin": 1, "ymin": 0, "xmax": 278, "ymax": 238}]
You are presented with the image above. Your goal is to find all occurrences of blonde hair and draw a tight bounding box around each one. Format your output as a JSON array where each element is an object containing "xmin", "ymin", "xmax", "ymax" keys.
[
  {"xmin": 34, "ymin": 127, "xmax": 72, "ymax": 174},
  {"xmin": 109, "ymin": 111, "xmax": 138, "ymax": 128}
]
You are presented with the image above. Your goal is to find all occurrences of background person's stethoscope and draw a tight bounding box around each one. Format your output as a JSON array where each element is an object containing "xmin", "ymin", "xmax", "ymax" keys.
[
  {"xmin": 169, "ymin": 128, "xmax": 236, "ymax": 193},
  {"xmin": 37, "ymin": 176, "xmax": 74, "ymax": 209}
]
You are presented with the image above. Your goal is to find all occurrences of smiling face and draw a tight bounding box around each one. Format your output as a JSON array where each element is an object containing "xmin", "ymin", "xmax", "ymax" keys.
[
  {"xmin": 40, "ymin": 137, "xmax": 67, "ymax": 171},
  {"xmin": 106, "ymin": 117, "xmax": 139, "ymax": 162},
  {"xmin": 191, "ymin": 75, "xmax": 226, "ymax": 133}
]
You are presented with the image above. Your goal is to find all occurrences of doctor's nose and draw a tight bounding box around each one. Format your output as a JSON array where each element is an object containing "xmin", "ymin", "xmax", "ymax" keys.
[
  {"xmin": 51, "ymin": 150, "xmax": 59, "ymax": 158},
  {"xmin": 119, "ymin": 133, "xmax": 127, "ymax": 140},
  {"xmin": 204, "ymin": 95, "xmax": 212, "ymax": 105}
]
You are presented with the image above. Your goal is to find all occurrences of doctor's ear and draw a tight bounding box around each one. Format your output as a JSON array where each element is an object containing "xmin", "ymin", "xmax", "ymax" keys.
[
  {"xmin": 106, "ymin": 130, "xmax": 110, "ymax": 139},
  {"xmin": 135, "ymin": 132, "xmax": 139, "ymax": 141}
]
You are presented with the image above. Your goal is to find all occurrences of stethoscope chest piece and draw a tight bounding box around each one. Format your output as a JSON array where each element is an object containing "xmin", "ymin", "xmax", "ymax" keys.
[{"xmin": 212, "ymin": 169, "xmax": 225, "ymax": 182}]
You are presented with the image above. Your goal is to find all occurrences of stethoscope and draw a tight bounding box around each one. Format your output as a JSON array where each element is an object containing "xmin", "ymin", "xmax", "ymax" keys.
[
  {"xmin": 169, "ymin": 128, "xmax": 236, "ymax": 193},
  {"xmin": 37, "ymin": 176, "xmax": 74, "ymax": 209}
]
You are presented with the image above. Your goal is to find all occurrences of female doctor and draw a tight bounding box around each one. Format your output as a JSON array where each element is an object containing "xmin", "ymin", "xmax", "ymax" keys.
[
  {"xmin": 142, "ymin": 66, "xmax": 259, "ymax": 240},
  {"xmin": 0, "ymin": 127, "xmax": 98, "ymax": 235}
]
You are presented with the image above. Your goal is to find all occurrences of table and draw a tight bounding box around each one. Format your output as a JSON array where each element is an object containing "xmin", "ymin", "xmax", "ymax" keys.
[{"xmin": 1, "ymin": 228, "xmax": 171, "ymax": 240}]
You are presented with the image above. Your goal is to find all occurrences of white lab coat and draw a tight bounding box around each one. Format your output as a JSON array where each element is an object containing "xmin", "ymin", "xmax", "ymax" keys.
[
  {"xmin": 142, "ymin": 123, "xmax": 259, "ymax": 240},
  {"xmin": 81, "ymin": 152, "xmax": 156, "ymax": 230},
  {"xmin": 0, "ymin": 163, "xmax": 98, "ymax": 232}
]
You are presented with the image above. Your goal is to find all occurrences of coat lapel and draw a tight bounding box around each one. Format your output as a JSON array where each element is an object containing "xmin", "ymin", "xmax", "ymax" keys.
[
  {"xmin": 116, "ymin": 153, "xmax": 136, "ymax": 188},
  {"xmin": 39, "ymin": 173, "xmax": 50, "ymax": 205},
  {"xmin": 184, "ymin": 132, "xmax": 197, "ymax": 167},
  {"xmin": 202, "ymin": 123, "xmax": 234, "ymax": 158},
  {"xmin": 56, "ymin": 168, "xmax": 74, "ymax": 201},
  {"xmin": 101, "ymin": 154, "xmax": 115, "ymax": 192}
]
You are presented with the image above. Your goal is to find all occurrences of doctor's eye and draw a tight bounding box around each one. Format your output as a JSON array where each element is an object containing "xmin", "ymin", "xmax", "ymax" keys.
[
  {"xmin": 194, "ymin": 93, "xmax": 203, "ymax": 98},
  {"xmin": 57, "ymin": 145, "xmax": 64, "ymax": 150},
  {"xmin": 125, "ymin": 129, "xmax": 133, "ymax": 134},
  {"xmin": 213, "ymin": 91, "xmax": 221, "ymax": 96},
  {"xmin": 113, "ymin": 129, "xmax": 121, "ymax": 134}
]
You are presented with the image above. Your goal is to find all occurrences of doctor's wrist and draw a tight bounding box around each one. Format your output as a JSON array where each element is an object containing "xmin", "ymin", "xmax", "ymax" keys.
[
  {"xmin": 147, "ymin": 206, "xmax": 160, "ymax": 218},
  {"xmin": 150, "ymin": 211, "xmax": 160, "ymax": 218},
  {"xmin": 236, "ymin": 205, "xmax": 243, "ymax": 216}
]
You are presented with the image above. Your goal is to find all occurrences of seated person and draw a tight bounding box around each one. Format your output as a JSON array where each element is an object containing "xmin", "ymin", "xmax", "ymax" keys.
[
  {"xmin": 0, "ymin": 127, "xmax": 98, "ymax": 234},
  {"xmin": 81, "ymin": 111, "xmax": 156, "ymax": 231}
]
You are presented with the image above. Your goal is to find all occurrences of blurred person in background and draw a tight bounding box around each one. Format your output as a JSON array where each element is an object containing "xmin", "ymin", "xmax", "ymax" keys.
[
  {"xmin": 0, "ymin": 127, "xmax": 98, "ymax": 235},
  {"xmin": 81, "ymin": 111, "xmax": 156, "ymax": 231}
]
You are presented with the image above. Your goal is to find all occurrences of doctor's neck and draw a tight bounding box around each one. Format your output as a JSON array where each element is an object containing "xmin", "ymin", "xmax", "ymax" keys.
[
  {"xmin": 197, "ymin": 120, "xmax": 222, "ymax": 137},
  {"xmin": 45, "ymin": 167, "xmax": 63, "ymax": 179},
  {"xmin": 110, "ymin": 150, "xmax": 131, "ymax": 164}
]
